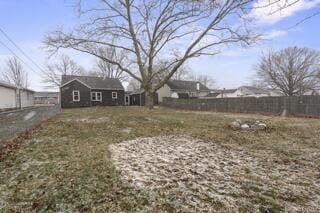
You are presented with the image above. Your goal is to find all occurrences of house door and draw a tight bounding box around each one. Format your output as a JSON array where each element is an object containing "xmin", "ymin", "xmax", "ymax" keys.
[{"xmin": 125, "ymin": 95, "xmax": 130, "ymax": 106}]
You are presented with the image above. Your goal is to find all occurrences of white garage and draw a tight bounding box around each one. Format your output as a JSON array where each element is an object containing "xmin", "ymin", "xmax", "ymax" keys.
[{"xmin": 0, "ymin": 81, "xmax": 34, "ymax": 111}]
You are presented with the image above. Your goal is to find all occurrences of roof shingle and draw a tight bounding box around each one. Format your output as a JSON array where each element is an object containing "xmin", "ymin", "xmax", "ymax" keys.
[
  {"xmin": 166, "ymin": 80, "xmax": 210, "ymax": 91},
  {"xmin": 61, "ymin": 75, "xmax": 124, "ymax": 90}
]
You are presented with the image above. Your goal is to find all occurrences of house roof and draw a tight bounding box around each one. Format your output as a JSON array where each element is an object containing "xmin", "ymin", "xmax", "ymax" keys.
[
  {"xmin": 166, "ymin": 80, "xmax": 210, "ymax": 92},
  {"xmin": 130, "ymin": 88, "xmax": 145, "ymax": 95},
  {"xmin": 0, "ymin": 80, "xmax": 16, "ymax": 90},
  {"xmin": 21, "ymin": 88, "xmax": 35, "ymax": 93},
  {"xmin": 0, "ymin": 80, "xmax": 34, "ymax": 93},
  {"xmin": 238, "ymin": 86, "xmax": 272, "ymax": 95},
  {"xmin": 34, "ymin": 92, "xmax": 59, "ymax": 98},
  {"xmin": 206, "ymin": 92, "xmax": 220, "ymax": 97},
  {"xmin": 61, "ymin": 75, "xmax": 124, "ymax": 90},
  {"xmin": 222, "ymin": 89, "xmax": 237, "ymax": 94}
]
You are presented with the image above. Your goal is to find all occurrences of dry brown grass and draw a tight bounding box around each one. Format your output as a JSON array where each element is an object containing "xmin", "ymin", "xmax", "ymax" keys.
[{"xmin": 0, "ymin": 106, "xmax": 319, "ymax": 212}]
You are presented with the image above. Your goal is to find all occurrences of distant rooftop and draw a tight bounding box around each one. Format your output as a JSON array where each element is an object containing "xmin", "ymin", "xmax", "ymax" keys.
[
  {"xmin": 34, "ymin": 92, "xmax": 59, "ymax": 98},
  {"xmin": 167, "ymin": 80, "xmax": 210, "ymax": 91}
]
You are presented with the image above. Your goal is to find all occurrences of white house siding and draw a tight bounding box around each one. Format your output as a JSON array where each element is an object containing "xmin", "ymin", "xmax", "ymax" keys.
[
  {"xmin": 198, "ymin": 91, "xmax": 210, "ymax": 97},
  {"xmin": 157, "ymin": 84, "xmax": 171, "ymax": 102},
  {"xmin": 20, "ymin": 90, "xmax": 34, "ymax": 108},
  {"xmin": 0, "ymin": 86, "xmax": 17, "ymax": 109},
  {"xmin": 171, "ymin": 92, "xmax": 179, "ymax": 98},
  {"xmin": 216, "ymin": 92, "xmax": 237, "ymax": 98}
]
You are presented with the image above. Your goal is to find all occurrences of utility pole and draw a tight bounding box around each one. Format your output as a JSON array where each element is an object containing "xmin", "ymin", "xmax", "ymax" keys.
[{"xmin": 18, "ymin": 87, "xmax": 22, "ymax": 110}]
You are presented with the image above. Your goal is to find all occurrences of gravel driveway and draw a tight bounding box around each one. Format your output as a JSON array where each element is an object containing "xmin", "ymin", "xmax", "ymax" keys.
[{"xmin": 0, "ymin": 105, "xmax": 60, "ymax": 141}]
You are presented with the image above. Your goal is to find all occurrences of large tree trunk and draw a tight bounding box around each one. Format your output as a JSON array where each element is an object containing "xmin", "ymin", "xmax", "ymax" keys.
[{"xmin": 145, "ymin": 91, "xmax": 154, "ymax": 110}]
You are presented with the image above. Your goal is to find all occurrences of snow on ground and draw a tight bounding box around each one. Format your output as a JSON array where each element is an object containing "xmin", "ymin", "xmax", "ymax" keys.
[
  {"xmin": 109, "ymin": 135, "xmax": 320, "ymax": 211},
  {"xmin": 64, "ymin": 117, "xmax": 110, "ymax": 124},
  {"xmin": 23, "ymin": 111, "xmax": 36, "ymax": 121}
]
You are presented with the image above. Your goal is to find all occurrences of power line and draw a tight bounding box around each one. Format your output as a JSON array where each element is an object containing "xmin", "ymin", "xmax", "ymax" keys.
[
  {"xmin": 0, "ymin": 38, "xmax": 41, "ymax": 75},
  {"xmin": 0, "ymin": 27, "xmax": 46, "ymax": 74}
]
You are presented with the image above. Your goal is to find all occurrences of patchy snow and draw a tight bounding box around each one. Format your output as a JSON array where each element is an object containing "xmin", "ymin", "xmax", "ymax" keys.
[
  {"xmin": 64, "ymin": 117, "xmax": 110, "ymax": 124},
  {"xmin": 109, "ymin": 135, "xmax": 320, "ymax": 211},
  {"xmin": 23, "ymin": 111, "xmax": 36, "ymax": 121},
  {"xmin": 121, "ymin": 128, "xmax": 132, "ymax": 134}
]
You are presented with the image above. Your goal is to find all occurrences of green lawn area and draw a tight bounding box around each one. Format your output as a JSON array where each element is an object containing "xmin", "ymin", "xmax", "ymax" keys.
[{"xmin": 0, "ymin": 107, "xmax": 319, "ymax": 212}]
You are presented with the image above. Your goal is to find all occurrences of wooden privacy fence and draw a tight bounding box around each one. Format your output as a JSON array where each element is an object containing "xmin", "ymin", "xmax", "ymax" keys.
[{"xmin": 162, "ymin": 96, "xmax": 320, "ymax": 117}]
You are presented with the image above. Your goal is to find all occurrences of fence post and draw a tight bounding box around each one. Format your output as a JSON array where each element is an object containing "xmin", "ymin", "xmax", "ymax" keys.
[{"xmin": 281, "ymin": 97, "xmax": 288, "ymax": 117}]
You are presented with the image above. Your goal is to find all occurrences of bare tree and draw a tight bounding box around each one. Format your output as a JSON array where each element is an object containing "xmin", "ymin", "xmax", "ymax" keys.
[
  {"xmin": 152, "ymin": 60, "xmax": 192, "ymax": 82},
  {"xmin": 171, "ymin": 65, "xmax": 192, "ymax": 81},
  {"xmin": 44, "ymin": 0, "xmax": 268, "ymax": 108},
  {"xmin": 190, "ymin": 74, "xmax": 216, "ymax": 88},
  {"xmin": 255, "ymin": 47, "xmax": 320, "ymax": 96},
  {"xmin": 90, "ymin": 46, "xmax": 129, "ymax": 81},
  {"xmin": 2, "ymin": 57, "xmax": 29, "ymax": 88},
  {"xmin": 42, "ymin": 54, "xmax": 85, "ymax": 88},
  {"xmin": 127, "ymin": 78, "xmax": 140, "ymax": 91}
]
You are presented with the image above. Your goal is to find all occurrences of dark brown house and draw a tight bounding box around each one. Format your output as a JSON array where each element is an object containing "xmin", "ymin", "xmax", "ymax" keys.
[{"xmin": 60, "ymin": 75, "xmax": 125, "ymax": 108}]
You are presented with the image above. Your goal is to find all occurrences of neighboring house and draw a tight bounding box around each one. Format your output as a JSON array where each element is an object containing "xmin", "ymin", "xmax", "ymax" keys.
[
  {"xmin": 129, "ymin": 88, "xmax": 159, "ymax": 106},
  {"xmin": 233, "ymin": 86, "xmax": 281, "ymax": 97},
  {"xmin": 0, "ymin": 81, "xmax": 17, "ymax": 110},
  {"xmin": 304, "ymin": 90, "xmax": 320, "ymax": 96},
  {"xmin": 157, "ymin": 80, "xmax": 211, "ymax": 102},
  {"xmin": 216, "ymin": 89, "xmax": 237, "ymax": 98},
  {"xmin": 20, "ymin": 88, "xmax": 35, "ymax": 108},
  {"xmin": 34, "ymin": 92, "xmax": 59, "ymax": 105},
  {"xmin": 60, "ymin": 75, "xmax": 125, "ymax": 108},
  {"xmin": 215, "ymin": 86, "xmax": 281, "ymax": 98},
  {"xmin": 0, "ymin": 80, "xmax": 34, "ymax": 111},
  {"xmin": 202, "ymin": 92, "xmax": 220, "ymax": 98}
]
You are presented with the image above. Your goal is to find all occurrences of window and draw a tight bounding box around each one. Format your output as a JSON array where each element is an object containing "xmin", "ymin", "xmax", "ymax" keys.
[
  {"xmin": 91, "ymin": 92, "xmax": 102, "ymax": 101},
  {"xmin": 112, "ymin": 92, "xmax": 117, "ymax": 99},
  {"xmin": 73, "ymin": 91, "xmax": 80, "ymax": 101}
]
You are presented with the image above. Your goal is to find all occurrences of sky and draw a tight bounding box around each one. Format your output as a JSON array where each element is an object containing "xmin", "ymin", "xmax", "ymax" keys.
[{"xmin": 0, "ymin": 0, "xmax": 319, "ymax": 91}]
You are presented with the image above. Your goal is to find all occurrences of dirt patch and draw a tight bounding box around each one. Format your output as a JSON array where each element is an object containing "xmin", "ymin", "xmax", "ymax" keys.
[{"xmin": 109, "ymin": 135, "xmax": 320, "ymax": 211}]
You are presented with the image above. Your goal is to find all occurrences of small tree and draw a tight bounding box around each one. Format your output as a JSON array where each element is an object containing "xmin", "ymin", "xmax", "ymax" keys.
[
  {"xmin": 42, "ymin": 54, "xmax": 85, "ymax": 88},
  {"xmin": 255, "ymin": 47, "xmax": 320, "ymax": 96},
  {"xmin": 2, "ymin": 57, "xmax": 29, "ymax": 88}
]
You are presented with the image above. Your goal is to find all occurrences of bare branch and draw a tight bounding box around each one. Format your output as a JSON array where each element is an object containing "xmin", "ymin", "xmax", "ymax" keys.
[
  {"xmin": 2, "ymin": 57, "xmax": 29, "ymax": 88},
  {"xmin": 44, "ymin": 0, "xmax": 297, "ymax": 107},
  {"xmin": 254, "ymin": 47, "xmax": 320, "ymax": 96}
]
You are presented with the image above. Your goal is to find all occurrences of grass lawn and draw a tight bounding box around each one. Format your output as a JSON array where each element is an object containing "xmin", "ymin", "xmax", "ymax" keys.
[{"xmin": 0, "ymin": 107, "xmax": 319, "ymax": 212}]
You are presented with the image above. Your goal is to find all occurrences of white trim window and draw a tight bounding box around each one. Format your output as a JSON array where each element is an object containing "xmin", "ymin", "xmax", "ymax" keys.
[
  {"xmin": 112, "ymin": 92, "xmax": 118, "ymax": 99},
  {"xmin": 73, "ymin": 90, "xmax": 80, "ymax": 102},
  {"xmin": 91, "ymin": 92, "xmax": 102, "ymax": 102}
]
